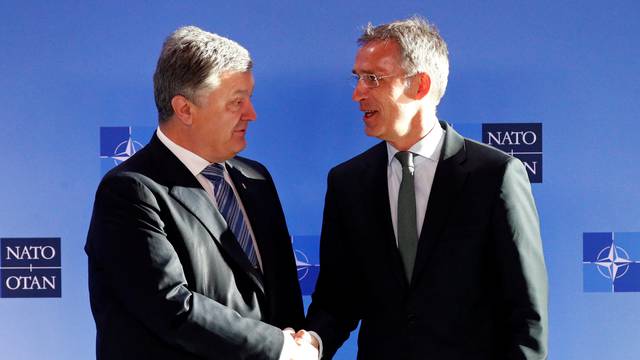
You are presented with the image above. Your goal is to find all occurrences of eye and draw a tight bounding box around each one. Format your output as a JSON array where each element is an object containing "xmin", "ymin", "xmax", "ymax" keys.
[
  {"xmin": 226, "ymin": 97, "xmax": 245, "ymax": 112},
  {"xmin": 231, "ymin": 97, "xmax": 244, "ymax": 106},
  {"xmin": 364, "ymin": 74, "xmax": 377, "ymax": 82}
]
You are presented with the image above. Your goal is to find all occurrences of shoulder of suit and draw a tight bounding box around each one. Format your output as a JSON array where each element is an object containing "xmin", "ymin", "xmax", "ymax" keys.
[
  {"xmin": 101, "ymin": 139, "xmax": 192, "ymax": 190},
  {"xmin": 329, "ymin": 141, "xmax": 386, "ymax": 176},
  {"xmin": 228, "ymin": 156, "xmax": 269, "ymax": 180},
  {"xmin": 103, "ymin": 142, "xmax": 154, "ymax": 179},
  {"xmin": 462, "ymin": 137, "xmax": 519, "ymax": 172}
]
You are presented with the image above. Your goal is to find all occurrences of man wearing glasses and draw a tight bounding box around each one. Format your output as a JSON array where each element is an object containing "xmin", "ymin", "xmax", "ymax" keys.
[{"xmin": 298, "ymin": 16, "xmax": 548, "ymax": 359}]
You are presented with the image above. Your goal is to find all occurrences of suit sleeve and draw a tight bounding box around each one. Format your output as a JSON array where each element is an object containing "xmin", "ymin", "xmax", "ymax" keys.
[
  {"xmin": 492, "ymin": 158, "xmax": 548, "ymax": 359},
  {"xmin": 85, "ymin": 174, "xmax": 284, "ymax": 360},
  {"xmin": 306, "ymin": 168, "xmax": 362, "ymax": 359},
  {"xmin": 253, "ymin": 161, "xmax": 305, "ymax": 331}
]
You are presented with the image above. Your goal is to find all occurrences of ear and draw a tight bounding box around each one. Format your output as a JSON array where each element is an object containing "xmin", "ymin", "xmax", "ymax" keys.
[
  {"xmin": 414, "ymin": 73, "xmax": 431, "ymax": 100},
  {"xmin": 171, "ymin": 95, "xmax": 194, "ymax": 126}
]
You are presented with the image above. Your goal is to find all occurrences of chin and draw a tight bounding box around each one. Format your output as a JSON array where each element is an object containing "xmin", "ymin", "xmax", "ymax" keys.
[
  {"xmin": 364, "ymin": 127, "xmax": 382, "ymax": 138},
  {"xmin": 232, "ymin": 141, "xmax": 247, "ymax": 154}
]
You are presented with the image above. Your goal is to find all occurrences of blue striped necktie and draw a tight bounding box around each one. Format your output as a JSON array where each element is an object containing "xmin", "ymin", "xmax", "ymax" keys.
[{"xmin": 201, "ymin": 163, "xmax": 259, "ymax": 269}]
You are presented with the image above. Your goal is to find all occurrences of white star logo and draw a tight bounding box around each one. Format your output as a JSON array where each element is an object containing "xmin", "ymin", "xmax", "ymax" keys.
[
  {"xmin": 295, "ymin": 249, "xmax": 312, "ymax": 281},
  {"xmin": 111, "ymin": 136, "xmax": 143, "ymax": 165},
  {"xmin": 100, "ymin": 127, "xmax": 145, "ymax": 165},
  {"xmin": 294, "ymin": 249, "xmax": 320, "ymax": 282},
  {"xmin": 594, "ymin": 245, "xmax": 632, "ymax": 280}
]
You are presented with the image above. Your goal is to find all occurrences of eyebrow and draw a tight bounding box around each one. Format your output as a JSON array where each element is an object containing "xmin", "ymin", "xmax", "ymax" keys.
[
  {"xmin": 352, "ymin": 68, "xmax": 376, "ymax": 75},
  {"xmin": 232, "ymin": 89, "xmax": 253, "ymax": 96}
]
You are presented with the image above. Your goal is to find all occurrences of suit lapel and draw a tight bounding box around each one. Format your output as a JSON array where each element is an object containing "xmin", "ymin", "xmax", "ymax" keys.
[
  {"xmin": 366, "ymin": 143, "xmax": 409, "ymax": 288},
  {"xmin": 169, "ymin": 185, "xmax": 265, "ymax": 294},
  {"xmin": 412, "ymin": 122, "xmax": 468, "ymax": 284},
  {"xmin": 146, "ymin": 136, "xmax": 265, "ymax": 294},
  {"xmin": 223, "ymin": 160, "xmax": 267, "ymax": 287}
]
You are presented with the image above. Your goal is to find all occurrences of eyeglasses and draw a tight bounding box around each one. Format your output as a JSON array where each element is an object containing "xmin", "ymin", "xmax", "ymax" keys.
[{"xmin": 350, "ymin": 72, "xmax": 414, "ymax": 88}]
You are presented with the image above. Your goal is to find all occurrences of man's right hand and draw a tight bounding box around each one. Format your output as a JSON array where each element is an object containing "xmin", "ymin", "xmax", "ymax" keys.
[
  {"xmin": 293, "ymin": 329, "xmax": 319, "ymax": 359},
  {"xmin": 282, "ymin": 328, "xmax": 319, "ymax": 360}
]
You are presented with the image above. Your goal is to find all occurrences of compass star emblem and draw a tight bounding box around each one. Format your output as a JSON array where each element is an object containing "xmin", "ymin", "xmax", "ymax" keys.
[
  {"xmin": 594, "ymin": 245, "xmax": 632, "ymax": 280},
  {"xmin": 111, "ymin": 136, "xmax": 144, "ymax": 165},
  {"xmin": 295, "ymin": 249, "xmax": 312, "ymax": 281},
  {"xmin": 583, "ymin": 232, "xmax": 640, "ymax": 292}
]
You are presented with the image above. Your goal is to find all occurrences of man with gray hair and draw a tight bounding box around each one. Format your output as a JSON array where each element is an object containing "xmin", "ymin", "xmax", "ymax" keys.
[
  {"xmin": 300, "ymin": 16, "xmax": 548, "ymax": 359},
  {"xmin": 86, "ymin": 26, "xmax": 313, "ymax": 359}
]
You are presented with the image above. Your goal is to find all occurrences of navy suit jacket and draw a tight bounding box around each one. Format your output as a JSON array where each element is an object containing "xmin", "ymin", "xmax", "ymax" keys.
[
  {"xmin": 86, "ymin": 134, "xmax": 304, "ymax": 359},
  {"xmin": 307, "ymin": 122, "xmax": 548, "ymax": 359}
]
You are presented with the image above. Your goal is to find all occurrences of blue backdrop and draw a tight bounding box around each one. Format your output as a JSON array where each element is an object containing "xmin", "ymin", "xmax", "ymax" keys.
[{"xmin": 1, "ymin": 1, "xmax": 639, "ymax": 358}]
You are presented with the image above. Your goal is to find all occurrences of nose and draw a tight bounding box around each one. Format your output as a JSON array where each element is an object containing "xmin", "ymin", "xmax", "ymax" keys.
[
  {"xmin": 352, "ymin": 80, "xmax": 367, "ymax": 102},
  {"xmin": 244, "ymin": 99, "xmax": 257, "ymax": 121}
]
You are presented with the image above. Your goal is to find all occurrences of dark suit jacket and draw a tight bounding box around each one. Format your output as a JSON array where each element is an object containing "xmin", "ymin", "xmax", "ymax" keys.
[
  {"xmin": 307, "ymin": 122, "xmax": 548, "ymax": 360},
  {"xmin": 85, "ymin": 134, "xmax": 304, "ymax": 360}
]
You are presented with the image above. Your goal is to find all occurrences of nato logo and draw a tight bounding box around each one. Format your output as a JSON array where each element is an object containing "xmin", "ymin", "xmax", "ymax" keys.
[
  {"xmin": 583, "ymin": 232, "xmax": 640, "ymax": 292},
  {"xmin": 1, "ymin": 238, "xmax": 61, "ymax": 298},
  {"xmin": 482, "ymin": 123, "xmax": 542, "ymax": 183},
  {"xmin": 292, "ymin": 235, "xmax": 320, "ymax": 296},
  {"xmin": 100, "ymin": 126, "xmax": 154, "ymax": 175}
]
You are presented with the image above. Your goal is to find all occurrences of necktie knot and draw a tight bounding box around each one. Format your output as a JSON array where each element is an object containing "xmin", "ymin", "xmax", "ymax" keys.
[
  {"xmin": 395, "ymin": 151, "xmax": 415, "ymax": 170},
  {"xmin": 201, "ymin": 163, "xmax": 225, "ymax": 181}
]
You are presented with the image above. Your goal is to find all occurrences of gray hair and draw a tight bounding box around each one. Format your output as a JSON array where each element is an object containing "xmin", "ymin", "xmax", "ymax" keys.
[
  {"xmin": 153, "ymin": 26, "xmax": 253, "ymax": 122},
  {"xmin": 358, "ymin": 16, "xmax": 449, "ymax": 104}
]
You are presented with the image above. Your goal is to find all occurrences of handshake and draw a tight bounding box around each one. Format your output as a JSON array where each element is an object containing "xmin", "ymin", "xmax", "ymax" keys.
[{"xmin": 282, "ymin": 328, "xmax": 320, "ymax": 360}]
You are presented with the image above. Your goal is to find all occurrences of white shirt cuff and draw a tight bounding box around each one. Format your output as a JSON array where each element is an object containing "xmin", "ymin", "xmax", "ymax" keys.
[
  {"xmin": 308, "ymin": 330, "xmax": 323, "ymax": 359},
  {"xmin": 279, "ymin": 329, "xmax": 298, "ymax": 360}
]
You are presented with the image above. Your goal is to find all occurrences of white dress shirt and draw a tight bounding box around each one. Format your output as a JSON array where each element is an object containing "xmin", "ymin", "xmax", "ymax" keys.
[{"xmin": 387, "ymin": 124, "xmax": 445, "ymax": 242}]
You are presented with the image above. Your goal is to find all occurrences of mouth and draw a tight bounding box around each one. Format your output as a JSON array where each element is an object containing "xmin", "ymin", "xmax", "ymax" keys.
[{"xmin": 362, "ymin": 110, "xmax": 378, "ymax": 119}]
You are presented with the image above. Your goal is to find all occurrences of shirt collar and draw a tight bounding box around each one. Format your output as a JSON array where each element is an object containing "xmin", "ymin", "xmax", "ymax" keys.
[
  {"xmin": 386, "ymin": 121, "xmax": 445, "ymax": 166},
  {"xmin": 156, "ymin": 127, "xmax": 220, "ymax": 177}
]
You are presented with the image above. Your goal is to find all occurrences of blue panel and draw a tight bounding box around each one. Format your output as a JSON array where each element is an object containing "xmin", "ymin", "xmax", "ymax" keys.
[
  {"xmin": 99, "ymin": 127, "xmax": 130, "ymax": 156},
  {"xmin": 614, "ymin": 264, "xmax": 640, "ymax": 292},
  {"xmin": 615, "ymin": 232, "xmax": 640, "ymax": 257},
  {"xmin": 583, "ymin": 232, "xmax": 613, "ymax": 262},
  {"xmin": 482, "ymin": 123, "xmax": 543, "ymax": 182},
  {"xmin": 0, "ymin": 238, "xmax": 61, "ymax": 298},
  {"xmin": 583, "ymin": 264, "xmax": 612, "ymax": 293}
]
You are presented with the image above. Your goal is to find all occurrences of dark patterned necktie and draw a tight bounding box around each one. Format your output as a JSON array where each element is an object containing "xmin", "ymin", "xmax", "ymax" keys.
[{"xmin": 201, "ymin": 163, "xmax": 258, "ymax": 268}]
